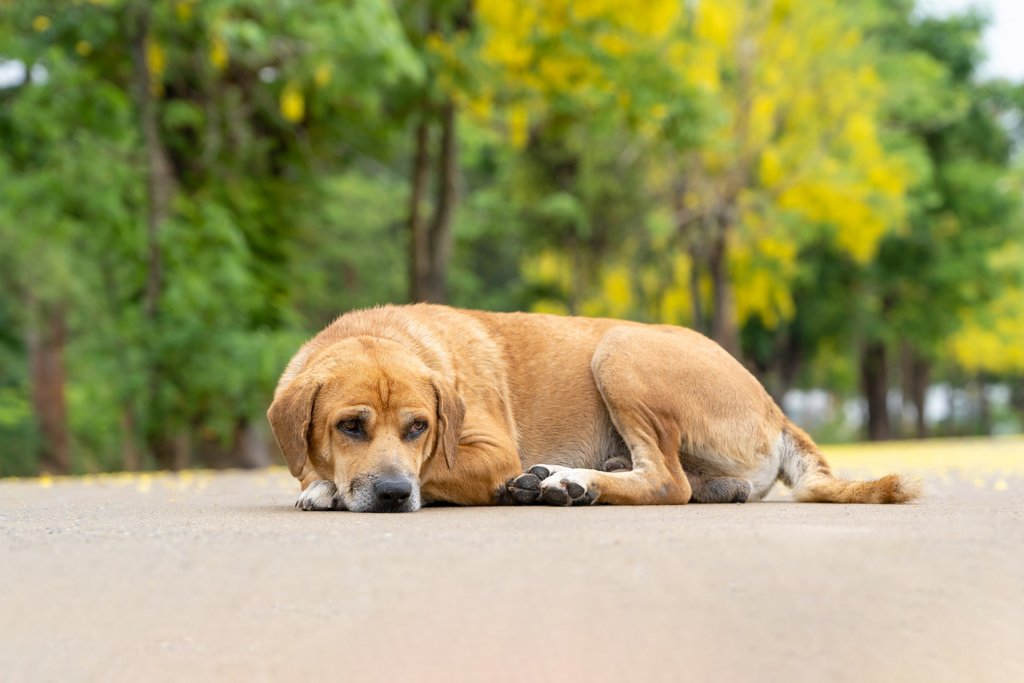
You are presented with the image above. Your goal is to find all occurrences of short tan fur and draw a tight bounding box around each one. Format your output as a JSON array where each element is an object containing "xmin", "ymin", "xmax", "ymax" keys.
[{"xmin": 268, "ymin": 304, "xmax": 921, "ymax": 511}]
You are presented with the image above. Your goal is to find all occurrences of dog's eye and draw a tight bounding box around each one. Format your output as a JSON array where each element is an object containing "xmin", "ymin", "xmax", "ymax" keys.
[
  {"xmin": 408, "ymin": 420, "xmax": 427, "ymax": 438},
  {"xmin": 338, "ymin": 419, "xmax": 362, "ymax": 435}
]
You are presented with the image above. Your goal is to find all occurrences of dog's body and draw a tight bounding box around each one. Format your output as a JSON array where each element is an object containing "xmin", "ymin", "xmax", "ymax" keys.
[{"xmin": 268, "ymin": 304, "xmax": 919, "ymax": 512}]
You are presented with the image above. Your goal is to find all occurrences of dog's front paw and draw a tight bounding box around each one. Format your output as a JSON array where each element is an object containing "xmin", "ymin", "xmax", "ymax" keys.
[
  {"xmin": 532, "ymin": 465, "xmax": 599, "ymax": 507},
  {"xmin": 295, "ymin": 480, "xmax": 343, "ymax": 511},
  {"xmin": 500, "ymin": 471, "xmax": 542, "ymax": 505},
  {"xmin": 500, "ymin": 464, "xmax": 568, "ymax": 505}
]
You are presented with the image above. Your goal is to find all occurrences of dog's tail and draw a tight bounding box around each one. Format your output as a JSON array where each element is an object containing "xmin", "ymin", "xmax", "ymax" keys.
[{"xmin": 778, "ymin": 423, "xmax": 921, "ymax": 504}]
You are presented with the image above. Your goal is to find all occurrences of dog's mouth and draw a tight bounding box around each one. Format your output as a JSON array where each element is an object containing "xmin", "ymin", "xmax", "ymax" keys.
[{"xmin": 343, "ymin": 473, "xmax": 421, "ymax": 513}]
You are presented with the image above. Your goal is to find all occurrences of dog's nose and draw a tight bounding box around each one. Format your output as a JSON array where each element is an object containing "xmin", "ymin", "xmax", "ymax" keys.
[{"xmin": 373, "ymin": 477, "xmax": 412, "ymax": 510}]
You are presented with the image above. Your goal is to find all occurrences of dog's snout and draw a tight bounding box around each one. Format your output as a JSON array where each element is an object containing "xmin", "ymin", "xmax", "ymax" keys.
[{"xmin": 373, "ymin": 476, "xmax": 412, "ymax": 511}]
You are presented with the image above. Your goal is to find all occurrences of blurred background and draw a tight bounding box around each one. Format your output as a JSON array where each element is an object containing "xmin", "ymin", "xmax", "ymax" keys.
[{"xmin": 0, "ymin": 0, "xmax": 1022, "ymax": 476}]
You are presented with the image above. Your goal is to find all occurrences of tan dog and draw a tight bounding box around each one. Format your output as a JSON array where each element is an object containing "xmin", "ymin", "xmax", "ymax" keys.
[{"xmin": 267, "ymin": 304, "xmax": 920, "ymax": 512}]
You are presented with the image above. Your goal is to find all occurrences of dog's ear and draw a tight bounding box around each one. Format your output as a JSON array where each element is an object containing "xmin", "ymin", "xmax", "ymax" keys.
[
  {"xmin": 267, "ymin": 376, "xmax": 323, "ymax": 479},
  {"xmin": 431, "ymin": 374, "xmax": 465, "ymax": 470}
]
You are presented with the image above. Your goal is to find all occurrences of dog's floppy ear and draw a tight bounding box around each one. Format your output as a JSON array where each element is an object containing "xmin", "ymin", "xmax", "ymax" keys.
[
  {"xmin": 431, "ymin": 374, "xmax": 465, "ymax": 470},
  {"xmin": 267, "ymin": 376, "xmax": 323, "ymax": 479}
]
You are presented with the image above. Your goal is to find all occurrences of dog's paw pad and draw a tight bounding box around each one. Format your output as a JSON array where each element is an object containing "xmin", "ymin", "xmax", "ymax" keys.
[
  {"xmin": 528, "ymin": 465, "xmax": 553, "ymax": 480},
  {"xmin": 540, "ymin": 485, "xmax": 571, "ymax": 506},
  {"xmin": 501, "ymin": 472, "xmax": 543, "ymax": 505},
  {"xmin": 512, "ymin": 472, "xmax": 541, "ymax": 491},
  {"xmin": 572, "ymin": 489, "xmax": 598, "ymax": 506},
  {"xmin": 535, "ymin": 467, "xmax": 599, "ymax": 507}
]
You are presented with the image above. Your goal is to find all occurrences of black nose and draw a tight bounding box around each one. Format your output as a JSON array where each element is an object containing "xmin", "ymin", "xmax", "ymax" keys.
[{"xmin": 373, "ymin": 477, "xmax": 412, "ymax": 510}]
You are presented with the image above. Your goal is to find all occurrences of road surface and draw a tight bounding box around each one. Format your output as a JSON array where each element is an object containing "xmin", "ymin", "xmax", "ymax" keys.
[{"xmin": 2, "ymin": 437, "xmax": 1023, "ymax": 682}]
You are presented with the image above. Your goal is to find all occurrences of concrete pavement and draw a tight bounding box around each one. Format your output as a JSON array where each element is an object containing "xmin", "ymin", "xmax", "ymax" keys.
[{"xmin": 2, "ymin": 437, "xmax": 1023, "ymax": 682}]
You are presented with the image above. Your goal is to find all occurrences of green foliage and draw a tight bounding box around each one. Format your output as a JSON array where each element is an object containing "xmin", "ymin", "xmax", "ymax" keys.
[
  {"xmin": 0, "ymin": 0, "xmax": 1022, "ymax": 473},
  {"xmin": 0, "ymin": 0, "xmax": 426, "ymax": 472}
]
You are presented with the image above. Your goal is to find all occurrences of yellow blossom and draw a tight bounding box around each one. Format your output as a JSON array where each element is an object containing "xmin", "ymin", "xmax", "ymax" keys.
[
  {"xmin": 280, "ymin": 82, "xmax": 305, "ymax": 123},
  {"xmin": 209, "ymin": 34, "xmax": 228, "ymax": 70}
]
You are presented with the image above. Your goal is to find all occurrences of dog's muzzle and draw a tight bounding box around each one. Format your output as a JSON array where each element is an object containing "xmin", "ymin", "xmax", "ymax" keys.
[{"xmin": 344, "ymin": 473, "xmax": 420, "ymax": 513}]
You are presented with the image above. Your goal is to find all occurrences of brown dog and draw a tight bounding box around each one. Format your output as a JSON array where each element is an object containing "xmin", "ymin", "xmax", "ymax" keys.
[{"xmin": 267, "ymin": 304, "xmax": 920, "ymax": 512}]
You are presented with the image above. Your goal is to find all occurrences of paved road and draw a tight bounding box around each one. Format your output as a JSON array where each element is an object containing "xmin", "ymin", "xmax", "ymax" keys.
[{"xmin": 2, "ymin": 438, "xmax": 1023, "ymax": 682}]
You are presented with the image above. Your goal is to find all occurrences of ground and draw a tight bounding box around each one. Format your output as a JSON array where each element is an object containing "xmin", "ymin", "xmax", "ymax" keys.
[{"xmin": 2, "ymin": 437, "xmax": 1023, "ymax": 682}]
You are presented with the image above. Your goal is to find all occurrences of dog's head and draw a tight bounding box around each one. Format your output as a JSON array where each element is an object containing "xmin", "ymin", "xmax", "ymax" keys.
[{"xmin": 267, "ymin": 337, "xmax": 464, "ymax": 512}]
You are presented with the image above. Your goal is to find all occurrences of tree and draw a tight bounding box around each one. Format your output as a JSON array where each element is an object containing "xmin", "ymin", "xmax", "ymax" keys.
[
  {"xmin": 468, "ymin": 0, "xmax": 700, "ymax": 315},
  {"xmin": 0, "ymin": 0, "xmax": 423, "ymax": 472},
  {"xmin": 669, "ymin": 0, "xmax": 909, "ymax": 358},
  {"xmin": 395, "ymin": 0, "xmax": 475, "ymax": 304},
  {"xmin": 739, "ymin": 5, "xmax": 1023, "ymax": 440},
  {"xmin": 855, "ymin": 8, "xmax": 1020, "ymax": 438}
]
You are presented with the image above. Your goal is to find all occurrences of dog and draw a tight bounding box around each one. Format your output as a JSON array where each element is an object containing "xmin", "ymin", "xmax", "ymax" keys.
[{"xmin": 267, "ymin": 304, "xmax": 920, "ymax": 512}]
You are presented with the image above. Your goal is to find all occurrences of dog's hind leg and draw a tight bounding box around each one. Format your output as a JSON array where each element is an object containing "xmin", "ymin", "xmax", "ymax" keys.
[
  {"xmin": 686, "ymin": 472, "xmax": 752, "ymax": 504},
  {"xmin": 522, "ymin": 327, "xmax": 701, "ymax": 506}
]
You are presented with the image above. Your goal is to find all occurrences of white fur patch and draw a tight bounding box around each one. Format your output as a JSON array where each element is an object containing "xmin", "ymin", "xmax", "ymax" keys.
[
  {"xmin": 747, "ymin": 437, "xmax": 783, "ymax": 501},
  {"xmin": 773, "ymin": 430, "xmax": 807, "ymax": 491},
  {"xmin": 296, "ymin": 479, "xmax": 338, "ymax": 511},
  {"xmin": 534, "ymin": 463, "xmax": 570, "ymax": 477},
  {"xmin": 537, "ymin": 466, "xmax": 599, "ymax": 502}
]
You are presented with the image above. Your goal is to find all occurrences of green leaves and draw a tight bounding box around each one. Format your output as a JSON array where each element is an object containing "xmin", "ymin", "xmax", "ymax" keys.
[{"xmin": 1, "ymin": 0, "xmax": 1022, "ymax": 472}]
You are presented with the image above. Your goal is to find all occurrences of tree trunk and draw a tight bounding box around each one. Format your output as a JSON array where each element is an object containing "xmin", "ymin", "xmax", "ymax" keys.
[
  {"xmin": 130, "ymin": 3, "xmax": 173, "ymax": 322},
  {"xmin": 408, "ymin": 115, "xmax": 432, "ymax": 302},
  {"xmin": 687, "ymin": 241, "xmax": 704, "ymax": 334},
  {"xmin": 172, "ymin": 430, "xmax": 192, "ymax": 470},
  {"xmin": 707, "ymin": 222, "xmax": 740, "ymax": 357},
  {"xmin": 131, "ymin": 3, "xmax": 177, "ymax": 467},
  {"xmin": 152, "ymin": 430, "xmax": 192, "ymax": 471},
  {"xmin": 425, "ymin": 100, "xmax": 458, "ymax": 303},
  {"xmin": 861, "ymin": 341, "xmax": 891, "ymax": 441},
  {"xmin": 120, "ymin": 407, "xmax": 142, "ymax": 471},
  {"xmin": 28, "ymin": 303, "xmax": 70, "ymax": 475},
  {"xmin": 976, "ymin": 378, "xmax": 991, "ymax": 436},
  {"xmin": 233, "ymin": 420, "xmax": 273, "ymax": 468},
  {"xmin": 673, "ymin": 176, "xmax": 705, "ymax": 334},
  {"xmin": 197, "ymin": 420, "xmax": 273, "ymax": 469},
  {"xmin": 1011, "ymin": 377, "xmax": 1024, "ymax": 426},
  {"xmin": 946, "ymin": 378, "xmax": 958, "ymax": 437},
  {"xmin": 908, "ymin": 353, "xmax": 930, "ymax": 439},
  {"xmin": 766, "ymin": 333, "xmax": 802, "ymax": 406},
  {"xmin": 408, "ymin": 100, "xmax": 459, "ymax": 304}
]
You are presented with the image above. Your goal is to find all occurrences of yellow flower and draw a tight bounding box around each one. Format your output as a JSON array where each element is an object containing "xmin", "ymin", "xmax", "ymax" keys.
[
  {"xmin": 175, "ymin": 0, "xmax": 194, "ymax": 22},
  {"xmin": 147, "ymin": 39, "xmax": 166, "ymax": 80},
  {"xmin": 209, "ymin": 34, "xmax": 228, "ymax": 70},
  {"xmin": 508, "ymin": 104, "xmax": 529, "ymax": 149},
  {"xmin": 280, "ymin": 82, "xmax": 305, "ymax": 123},
  {"xmin": 75, "ymin": 40, "xmax": 92, "ymax": 56},
  {"xmin": 32, "ymin": 15, "xmax": 51, "ymax": 32}
]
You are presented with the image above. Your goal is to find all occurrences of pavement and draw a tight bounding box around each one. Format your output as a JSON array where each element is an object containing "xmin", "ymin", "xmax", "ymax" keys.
[{"xmin": 2, "ymin": 436, "xmax": 1023, "ymax": 683}]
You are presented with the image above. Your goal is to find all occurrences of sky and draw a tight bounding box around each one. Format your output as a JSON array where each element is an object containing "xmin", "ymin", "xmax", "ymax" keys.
[{"xmin": 920, "ymin": 0, "xmax": 1024, "ymax": 80}]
